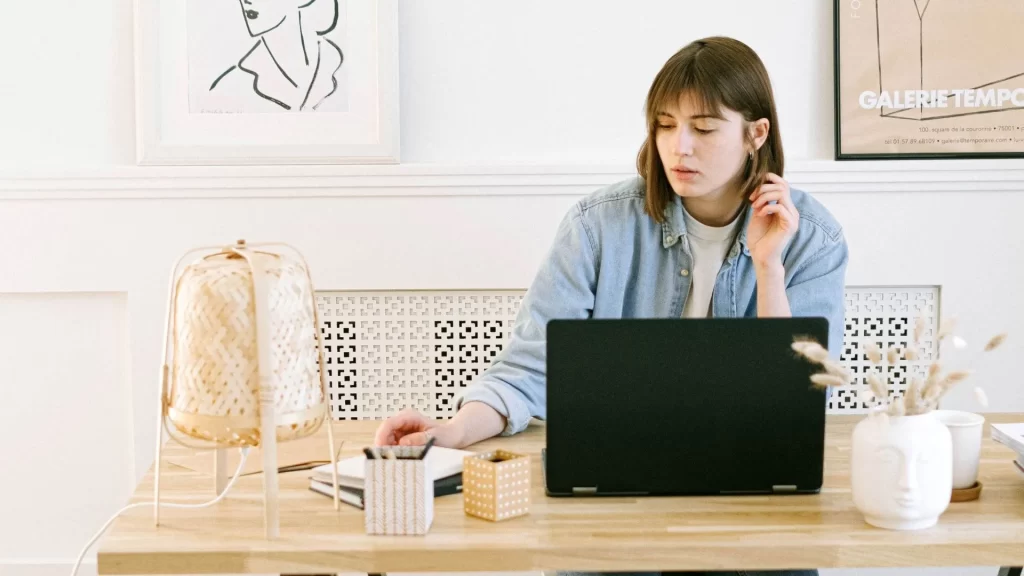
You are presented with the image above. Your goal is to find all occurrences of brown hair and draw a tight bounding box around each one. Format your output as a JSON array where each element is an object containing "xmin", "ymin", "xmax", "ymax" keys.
[{"xmin": 636, "ymin": 36, "xmax": 784, "ymax": 223}]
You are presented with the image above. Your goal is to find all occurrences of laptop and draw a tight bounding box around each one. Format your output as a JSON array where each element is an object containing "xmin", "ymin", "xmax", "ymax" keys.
[{"xmin": 542, "ymin": 317, "xmax": 830, "ymax": 497}]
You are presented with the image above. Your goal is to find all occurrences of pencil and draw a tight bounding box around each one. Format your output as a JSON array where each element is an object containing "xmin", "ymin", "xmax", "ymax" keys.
[{"xmin": 418, "ymin": 436, "xmax": 436, "ymax": 460}]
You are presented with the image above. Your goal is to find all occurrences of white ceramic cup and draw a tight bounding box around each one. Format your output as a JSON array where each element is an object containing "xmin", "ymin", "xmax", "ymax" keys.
[{"xmin": 932, "ymin": 409, "xmax": 986, "ymax": 490}]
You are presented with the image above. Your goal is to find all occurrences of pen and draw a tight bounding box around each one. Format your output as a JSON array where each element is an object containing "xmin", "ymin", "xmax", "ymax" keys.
[{"xmin": 418, "ymin": 436, "xmax": 436, "ymax": 460}]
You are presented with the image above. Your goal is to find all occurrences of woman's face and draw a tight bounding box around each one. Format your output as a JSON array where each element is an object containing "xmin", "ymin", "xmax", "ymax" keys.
[
  {"xmin": 655, "ymin": 93, "xmax": 759, "ymax": 203},
  {"xmin": 238, "ymin": 0, "xmax": 304, "ymax": 37}
]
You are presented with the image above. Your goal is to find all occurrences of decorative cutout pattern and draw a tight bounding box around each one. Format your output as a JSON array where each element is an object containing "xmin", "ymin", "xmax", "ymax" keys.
[
  {"xmin": 830, "ymin": 286, "xmax": 940, "ymax": 413},
  {"xmin": 317, "ymin": 293, "xmax": 522, "ymax": 420},
  {"xmin": 317, "ymin": 287, "xmax": 940, "ymax": 419}
]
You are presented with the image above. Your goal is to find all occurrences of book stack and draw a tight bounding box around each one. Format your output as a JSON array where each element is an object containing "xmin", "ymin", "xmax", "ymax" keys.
[
  {"xmin": 991, "ymin": 423, "xmax": 1024, "ymax": 477},
  {"xmin": 309, "ymin": 446, "xmax": 472, "ymax": 509}
]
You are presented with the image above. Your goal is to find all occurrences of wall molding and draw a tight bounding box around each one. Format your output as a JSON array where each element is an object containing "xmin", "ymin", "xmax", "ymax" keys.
[{"xmin": 2, "ymin": 160, "xmax": 1024, "ymax": 200}]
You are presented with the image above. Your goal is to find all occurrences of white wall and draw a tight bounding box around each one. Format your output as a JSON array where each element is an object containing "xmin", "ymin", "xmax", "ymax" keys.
[
  {"xmin": 1, "ymin": 0, "xmax": 837, "ymax": 168},
  {"xmin": 0, "ymin": 1, "xmax": 1021, "ymax": 575}
]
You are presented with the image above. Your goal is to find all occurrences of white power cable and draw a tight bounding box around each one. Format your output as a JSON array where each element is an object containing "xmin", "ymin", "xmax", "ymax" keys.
[{"xmin": 70, "ymin": 446, "xmax": 250, "ymax": 576}]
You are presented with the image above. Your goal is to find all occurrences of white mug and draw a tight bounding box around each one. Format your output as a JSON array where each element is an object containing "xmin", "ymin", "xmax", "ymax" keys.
[{"xmin": 932, "ymin": 409, "xmax": 986, "ymax": 490}]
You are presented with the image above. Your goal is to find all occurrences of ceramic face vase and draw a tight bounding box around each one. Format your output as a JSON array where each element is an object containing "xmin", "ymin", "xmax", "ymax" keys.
[{"xmin": 851, "ymin": 412, "xmax": 953, "ymax": 530}]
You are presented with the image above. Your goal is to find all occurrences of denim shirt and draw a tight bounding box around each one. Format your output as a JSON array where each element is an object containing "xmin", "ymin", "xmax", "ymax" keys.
[{"xmin": 455, "ymin": 176, "xmax": 849, "ymax": 436}]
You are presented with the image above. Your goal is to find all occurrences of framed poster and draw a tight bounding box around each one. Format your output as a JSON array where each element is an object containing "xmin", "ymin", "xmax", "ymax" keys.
[
  {"xmin": 835, "ymin": 0, "xmax": 1024, "ymax": 160},
  {"xmin": 135, "ymin": 0, "xmax": 399, "ymax": 165}
]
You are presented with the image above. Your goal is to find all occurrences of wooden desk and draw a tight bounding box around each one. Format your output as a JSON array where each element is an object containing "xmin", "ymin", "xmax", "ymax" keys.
[{"xmin": 98, "ymin": 415, "xmax": 1024, "ymax": 575}]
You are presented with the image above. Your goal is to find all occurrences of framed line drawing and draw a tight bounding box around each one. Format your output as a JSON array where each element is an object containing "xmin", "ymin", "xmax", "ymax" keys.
[
  {"xmin": 135, "ymin": 0, "xmax": 399, "ymax": 165},
  {"xmin": 835, "ymin": 0, "xmax": 1024, "ymax": 160}
]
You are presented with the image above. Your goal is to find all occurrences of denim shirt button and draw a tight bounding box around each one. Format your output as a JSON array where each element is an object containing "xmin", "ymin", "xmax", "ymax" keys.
[{"xmin": 680, "ymin": 269, "xmax": 689, "ymax": 277}]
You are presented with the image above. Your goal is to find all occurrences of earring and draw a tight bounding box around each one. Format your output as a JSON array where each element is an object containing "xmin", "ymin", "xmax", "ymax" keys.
[{"xmin": 748, "ymin": 151, "xmax": 754, "ymax": 160}]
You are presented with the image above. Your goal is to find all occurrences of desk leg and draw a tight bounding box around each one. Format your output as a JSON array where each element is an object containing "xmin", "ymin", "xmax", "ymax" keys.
[{"xmin": 998, "ymin": 567, "xmax": 1022, "ymax": 576}]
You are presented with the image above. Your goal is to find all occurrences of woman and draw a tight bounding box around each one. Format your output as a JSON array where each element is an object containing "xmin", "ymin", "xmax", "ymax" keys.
[{"xmin": 376, "ymin": 36, "xmax": 847, "ymax": 576}]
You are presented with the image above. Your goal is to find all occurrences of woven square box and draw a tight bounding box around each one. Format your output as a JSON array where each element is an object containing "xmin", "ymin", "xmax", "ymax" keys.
[
  {"xmin": 463, "ymin": 450, "xmax": 530, "ymax": 521},
  {"xmin": 363, "ymin": 450, "xmax": 433, "ymax": 535}
]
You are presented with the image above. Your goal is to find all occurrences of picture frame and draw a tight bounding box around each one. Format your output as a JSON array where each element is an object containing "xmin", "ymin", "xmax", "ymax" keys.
[
  {"xmin": 134, "ymin": 0, "xmax": 399, "ymax": 165},
  {"xmin": 834, "ymin": 0, "xmax": 1024, "ymax": 160}
]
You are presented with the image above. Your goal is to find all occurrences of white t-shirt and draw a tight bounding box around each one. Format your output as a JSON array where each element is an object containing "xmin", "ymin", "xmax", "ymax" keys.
[{"xmin": 681, "ymin": 207, "xmax": 743, "ymax": 318}]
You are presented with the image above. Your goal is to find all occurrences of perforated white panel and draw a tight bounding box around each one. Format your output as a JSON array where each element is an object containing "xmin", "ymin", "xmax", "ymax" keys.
[
  {"xmin": 316, "ymin": 293, "xmax": 523, "ymax": 420},
  {"xmin": 830, "ymin": 286, "xmax": 941, "ymax": 414},
  {"xmin": 317, "ymin": 286, "xmax": 940, "ymax": 420}
]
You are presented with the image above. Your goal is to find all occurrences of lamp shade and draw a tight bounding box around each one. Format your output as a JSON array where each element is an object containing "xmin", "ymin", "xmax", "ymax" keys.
[
  {"xmin": 163, "ymin": 242, "xmax": 326, "ymax": 448},
  {"xmin": 155, "ymin": 240, "xmax": 339, "ymax": 536}
]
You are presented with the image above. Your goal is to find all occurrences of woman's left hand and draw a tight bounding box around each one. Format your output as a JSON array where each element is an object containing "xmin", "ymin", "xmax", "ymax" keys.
[{"xmin": 746, "ymin": 172, "xmax": 799, "ymax": 271}]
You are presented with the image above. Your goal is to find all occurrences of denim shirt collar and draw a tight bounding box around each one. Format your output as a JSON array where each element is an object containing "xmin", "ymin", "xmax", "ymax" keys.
[{"xmin": 661, "ymin": 195, "xmax": 752, "ymax": 257}]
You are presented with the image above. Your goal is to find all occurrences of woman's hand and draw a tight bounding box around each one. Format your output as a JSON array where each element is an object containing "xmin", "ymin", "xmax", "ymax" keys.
[
  {"xmin": 373, "ymin": 402, "xmax": 508, "ymax": 449},
  {"xmin": 374, "ymin": 408, "xmax": 462, "ymax": 447},
  {"xmin": 746, "ymin": 173, "xmax": 799, "ymax": 272}
]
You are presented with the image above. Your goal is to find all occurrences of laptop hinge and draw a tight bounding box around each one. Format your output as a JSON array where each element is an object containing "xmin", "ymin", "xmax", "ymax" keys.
[
  {"xmin": 572, "ymin": 487, "xmax": 598, "ymax": 495},
  {"xmin": 772, "ymin": 484, "xmax": 798, "ymax": 493}
]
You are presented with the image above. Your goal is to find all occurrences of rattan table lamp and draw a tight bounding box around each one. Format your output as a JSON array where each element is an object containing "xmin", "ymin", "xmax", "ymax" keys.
[{"xmin": 155, "ymin": 239, "xmax": 339, "ymax": 538}]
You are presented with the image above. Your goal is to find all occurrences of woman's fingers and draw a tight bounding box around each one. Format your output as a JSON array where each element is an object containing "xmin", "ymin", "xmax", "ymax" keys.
[
  {"xmin": 751, "ymin": 173, "xmax": 797, "ymax": 221},
  {"xmin": 757, "ymin": 201, "xmax": 798, "ymax": 225},
  {"xmin": 398, "ymin": 423, "xmax": 459, "ymax": 448},
  {"xmin": 752, "ymin": 190, "xmax": 784, "ymax": 210},
  {"xmin": 749, "ymin": 183, "xmax": 784, "ymax": 201},
  {"xmin": 373, "ymin": 408, "xmax": 432, "ymax": 446},
  {"xmin": 749, "ymin": 185, "xmax": 772, "ymax": 201},
  {"xmin": 397, "ymin": 431, "xmax": 432, "ymax": 446}
]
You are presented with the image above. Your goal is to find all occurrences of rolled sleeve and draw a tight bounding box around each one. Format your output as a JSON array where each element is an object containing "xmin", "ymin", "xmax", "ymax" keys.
[
  {"xmin": 455, "ymin": 203, "xmax": 599, "ymax": 436},
  {"xmin": 455, "ymin": 374, "xmax": 534, "ymax": 436}
]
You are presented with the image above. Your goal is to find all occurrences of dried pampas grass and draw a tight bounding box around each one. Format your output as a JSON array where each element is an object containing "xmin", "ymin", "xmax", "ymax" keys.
[
  {"xmin": 913, "ymin": 316, "xmax": 926, "ymax": 345},
  {"xmin": 922, "ymin": 383, "xmax": 943, "ymax": 405},
  {"xmin": 985, "ymin": 333, "xmax": 1008, "ymax": 352},
  {"xmin": 904, "ymin": 376, "xmax": 923, "ymax": 411},
  {"xmin": 937, "ymin": 317, "xmax": 958, "ymax": 340},
  {"xmin": 865, "ymin": 342, "xmax": 883, "ymax": 365},
  {"xmin": 886, "ymin": 346, "xmax": 901, "ymax": 365},
  {"xmin": 860, "ymin": 388, "xmax": 876, "ymax": 405},
  {"xmin": 793, "ymin": 314, "xmax": 1007, "ymax": 419},
  {"xmin": 891, "ymin": 397, "xmax": 907, "ymax": 417},
  {"xmin": 942, "ymin": 370, "xmax": 973, "ymax": 386},
  {"xmin": 867, "ymin": 372, "xmax": 888, "ymax": 400},
  {"xmin": 791, "ymin": 340, "xmax": 829, "ymax": 364},
  {"xmin": 792, "ymin": 341, "xmax": 853, "ymax": 390},
  {"xmin": 974, "ymin": 387, "xmax": 989, "ymax": 408},
  {"xmin": 823, "ymin": 361, "xmax": 854, "ymax": 382},
  {"xmin": 811, "ymin": 373, "xmax": 849, "ymax": 389}
]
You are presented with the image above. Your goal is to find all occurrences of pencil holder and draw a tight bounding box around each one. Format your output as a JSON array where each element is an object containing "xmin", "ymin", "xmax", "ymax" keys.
[
  {"xmin": 463, "ymin": 450, "xmax": 531, "ymax": 522},
  {"xmin": 364, "ymin": 448, "xmax": 434, "ymax": 535}
]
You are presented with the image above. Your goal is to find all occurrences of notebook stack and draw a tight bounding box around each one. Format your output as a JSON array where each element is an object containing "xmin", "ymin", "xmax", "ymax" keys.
[
  {"xmin": 991, "ymin": 423, "xmax": 1024, "ymax": 477},
  {"xmin": 309, "ymin": 446, "xmax": 472, "ymax": 509}
]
